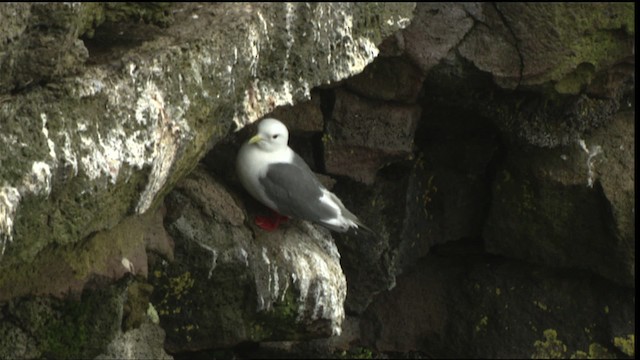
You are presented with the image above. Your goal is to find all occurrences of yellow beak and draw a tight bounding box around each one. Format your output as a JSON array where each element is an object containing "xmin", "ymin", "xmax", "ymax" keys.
[{"xmin": 249, "ymin": 134, "xmax": 262, "ymax": 144}]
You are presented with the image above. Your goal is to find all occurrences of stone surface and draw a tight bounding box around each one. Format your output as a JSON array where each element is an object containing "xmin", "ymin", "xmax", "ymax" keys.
[
  {"xmin": 264, "ymin": 91, "xmax": 325, "ymax": 133},
  {"xmin": 345, "ymin": 56, "xmax": 425, "ymax": 103},
  {"xmin": 150, "ymin": 167, "xmax": 347, "ymax": 352},
  {"xmin": 324, "ymin": 89, "xmax": 421, "ymax": 184},
  {"xmin": 0, "ymin": 208, "xmax": 167, "ymax": 301},
  {"xmin": 96, "ymin": 323, "xmax": 173, "ymax": 360},
  {"xmin": 402, "ymin": 3, "xmax": 477, "ymax": 74},
  {"xmin": 0, "ymin": 321, "xmax": 41, "ymax": 359},
  {"xmin": 412, "ymin": 2, "xmax": 634, "ymax": 147},
  {"xmin": 1, "ymin": 280, "xmax": 129, "ymax": 359},
  {"xmin": 361, "ymin": 241, "xmax": 636, "ymax": 358},
  {"xmin": 0, "ymin": 2, "xmax": 636, "ymax": 359},
  {"xmin": 0, "ymin": 277, "xmax": 163, "ymax": 359},
  {"xmin": 392, "ymin": 105, "xmax": 499, "ymax": 272},
  {"xmin": 458, "ymin": 3, "xmax": 635, "ymax": 90},
  {"xmin": 484, "ymin": 109, "xmax": 634, "ymax": 287},
  {"xmin": 0, "ymin": 3, "xmax": 92, "ymax": 92},
  {"xmin": 0, "ymin": 2, "xmax": 415, "ymax": 272},
  {"xmin": 333, "ymin": 124, "xmax": 497, "ymax": 312}
]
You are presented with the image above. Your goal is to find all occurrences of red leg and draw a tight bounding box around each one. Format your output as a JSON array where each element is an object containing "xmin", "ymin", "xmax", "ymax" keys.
[{"xmin": 254, "ymin": 209, "xmax": 289, "ymax": 231}]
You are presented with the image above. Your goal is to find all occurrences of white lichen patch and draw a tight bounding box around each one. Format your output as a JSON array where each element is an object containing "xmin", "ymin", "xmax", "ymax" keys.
[
  {"xmin": 61, "ymin": 132, "xmax": 78, "ymax": 176},
  {"xmin": 72, "ymin": 69, "xmax": 107, "ymax": 98},
  {"xmin": 0, "ymin": 114, "xmax": 56, "ymax": 253},
  {"xmin": 74, "ymin": 72, "xmax": 148, "ymax": 186},
  {"xmin": 72, "ymin": 74, "xmax": 191, "ymax": 212},
  {"xmin": 232, "ymin": 4, "xmax": 399, "ymax": 131},
  {"xmin": 0, "ymin": 186, "xmax": 21, "ymax": 255},
  {"xmin": 238, "ymin": 247, "xmax": 249, "ymax": 267},
  {"xmin": 252, "ymin": 225, "xmax": 346, "ymax": 336},
  {"xmin": 329, "ymin": 12, "xmax": 380, "ymax": 82},
  {"xmin": 41, "ymin": 113, "xmax": 57, "ymax": 161},
  {"xmin": 282, "ymin": 2, "xmax": 296, "ymax": 72},
  {"xmin": 134, "ymin": 80, "xmax": 193, "ymax": 214},
  {"xmin": 80, "ymin": 130, "xmax": 127, "ymax": 185},
  {"xmin": 247, "ymin": 21, "xmax": 262, "ymax": 79},
  {"xmin": 121, "ymin": 257, "xmax": 135, "ymax": 274},
  {"xmin": 21, "ymin": 162, "xmax": 52, "ymax": 196},
  {"xmin": 1, "ymin": 161, "xmax": 53, "ymax": 254},
  {"xmin": 578, "ymin": 139, "xmax": 604, "ymax": 188},
  {"xmin": 290, "ymin": 240, "xmax": 345, "ymax": 336},
  {"xmin": 196, "ymin": 241, "xmax": 218, "ymax": 280},
  {"xmin": 233, "ymin": 79, "xmax": 305, "ymax": 130},
  {"xmin": 135, "ymin": 81, "xmax": 165, "ymax": 126},
  {"xmin": 387, "ymin": 15, "xmax": 412, "ymax": 28},
  {"xmin": 147, "ymin": 303, "xmax": 160, "ymax": 324}
]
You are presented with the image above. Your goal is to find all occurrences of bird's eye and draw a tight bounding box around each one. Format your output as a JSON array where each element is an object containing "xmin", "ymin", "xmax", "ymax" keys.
[{"xmin": 272, "ymin": 134, "xmax": 279, "ymax": 139}]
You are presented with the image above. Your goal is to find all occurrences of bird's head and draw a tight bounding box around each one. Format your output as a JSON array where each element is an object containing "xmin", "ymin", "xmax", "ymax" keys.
[{"xmin": 248, "ymin": 118, "xmax": 290, "ymax": 152}]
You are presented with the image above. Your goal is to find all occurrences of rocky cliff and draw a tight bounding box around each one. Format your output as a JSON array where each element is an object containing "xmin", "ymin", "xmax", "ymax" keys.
[{"xmin": 0, "ymin": 3, "xmax": 634, "ymax": 359}]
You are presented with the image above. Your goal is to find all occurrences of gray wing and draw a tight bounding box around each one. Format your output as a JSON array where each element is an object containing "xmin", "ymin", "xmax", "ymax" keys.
[{"xmin": 259, "ymin": 154, "xmax": 338, "ymax": 222}]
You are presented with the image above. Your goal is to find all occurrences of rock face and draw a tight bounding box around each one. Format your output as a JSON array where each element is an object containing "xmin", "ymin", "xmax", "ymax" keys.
[
  {"xmin": 0, "ymin": 2, "xmax": 635, "ymax": 359},
  {"xmin": 483, "ymin": 110, "xmax": 635, "ymax": 287},
  {"xmin": 361, "ymin": 240, "xmax": 636, "ymax": 359},
  {"xmin": 0, "ymin": 2, "xmax": 414, "ymax": 358},
  {"xmin": 151, "ymin": 168, "xmax": 346, "ymax": 352},
  {"xmin": 0, "ymin": 2, "xmax": 413, "ymax": 266}
]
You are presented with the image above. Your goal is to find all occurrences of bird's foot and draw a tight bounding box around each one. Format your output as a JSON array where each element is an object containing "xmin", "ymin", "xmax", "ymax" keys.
[{"xmin": 254, "ymin": 211, "xmax": 289, "ymax": 231}]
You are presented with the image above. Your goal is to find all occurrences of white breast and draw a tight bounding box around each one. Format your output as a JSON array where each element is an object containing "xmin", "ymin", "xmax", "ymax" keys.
[{"xmin": 236, "ymin": 142, "xmax": 294, "ymax": 211}]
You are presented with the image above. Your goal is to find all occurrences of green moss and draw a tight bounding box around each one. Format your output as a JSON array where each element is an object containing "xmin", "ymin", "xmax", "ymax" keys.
[
  {"xmin": 2, "ymin": 163, "xmax": 150, "ymax": 268},
  {"xmin": 11, "ymin": 285, "xmax": 123, "ymax": 359},
  {"xmin": 40, "ymin": 301, "xmax": 93, "ymax": 358},
  {"xmin": 122, "ymin": 281, "xmax": 154, "ymax": 331},
  {"xmin": 65, "ymin": 212, "xmax": 150, "ymax": 279},
  {"xmin": 544, "ymin": 3, "xmax": 635, "ymax": 84},
  {"xmin": 252, "ymin": 288, "xmax": 304, "ymax": 340},
  {"xmin": 335, "ymin": 347, "xmax": 375, "ymax": 359},
  {"xmin": 554, "ymin": 63, "xmax": 596, "ymax": 95},
  {"xmin": 613, "ymin": 334, "xmax": 634, "ymax": 357},
  {"xmin": 102, "ymin": 3, "xmax": 174, "ymax": 27},
  {"xmin": 518, "ymin": 180, "xmax": 536, "ymax": 214},
  {"xmin": 0, "ymin": 209, "xmax": 153, "ymax": 301}
]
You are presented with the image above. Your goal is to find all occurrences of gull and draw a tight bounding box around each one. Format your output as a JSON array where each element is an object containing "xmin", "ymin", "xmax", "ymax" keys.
[{"xmin": 236, "ymin": 118, "xmax": 370, "ymax": 233}]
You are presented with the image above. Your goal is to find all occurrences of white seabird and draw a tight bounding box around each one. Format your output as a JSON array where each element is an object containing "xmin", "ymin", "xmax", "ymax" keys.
[{"xmin": 236, "ymin": 118, "xmax": 370, "ymax": 233}]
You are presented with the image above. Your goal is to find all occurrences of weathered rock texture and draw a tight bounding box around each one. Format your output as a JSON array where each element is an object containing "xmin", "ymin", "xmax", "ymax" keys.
[
  {"xmin": 0, "ymin": 2, "xmax": 635, "ymax": 359},
  {"xmin": 0, "ymin": 2, "xmax": 413, "ymax": 266},
  {"xmin": 0, "ymin": 2, "xmax": 414, "ymax": 358},
  {"xmin": 219, "ymin": 2, "xmax": 633, "ymax": 358},
  {"xmin": 151, "ymin": 167, "xmax": 346, "ymax": 352},
  {"xmin": 361, "ymin": 241, "xmax": 635, "ymax": 358}
]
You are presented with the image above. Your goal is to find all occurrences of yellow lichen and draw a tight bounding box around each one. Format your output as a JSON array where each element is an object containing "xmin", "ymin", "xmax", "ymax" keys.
[
  {"xmin": 532, "ymin": 329, "xmax": 567, "ymax": 359},
  {"xmin": 168, "ymin": 271, "xmax": 195, "ymax": 297},
  {"xmin": 585, "ymin": 343, "xmax": 614, "ymax": 359},
  {"xmin": 146, "ymin": 303, "xmax": 160, "ymax": 324},
  {"xmin": 533, "ymin": 300, "xmax": 549, "ymax": 311},
  {"xmin": 475, "ymin": 316, "xmax": 489, "ymax": 332},
  {"xmin": 571, "ymin": 350, "xmax": 588, "ymax": 359},
  {"xmin": 613, "ymin": 334, "xmax": 634, "ymax": 357}
]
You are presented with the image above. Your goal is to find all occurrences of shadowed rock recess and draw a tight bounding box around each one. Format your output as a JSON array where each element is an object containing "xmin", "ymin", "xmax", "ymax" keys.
[{"xmin": 0, "ymin": 3, "xmax": 634, "ymax": 359}]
